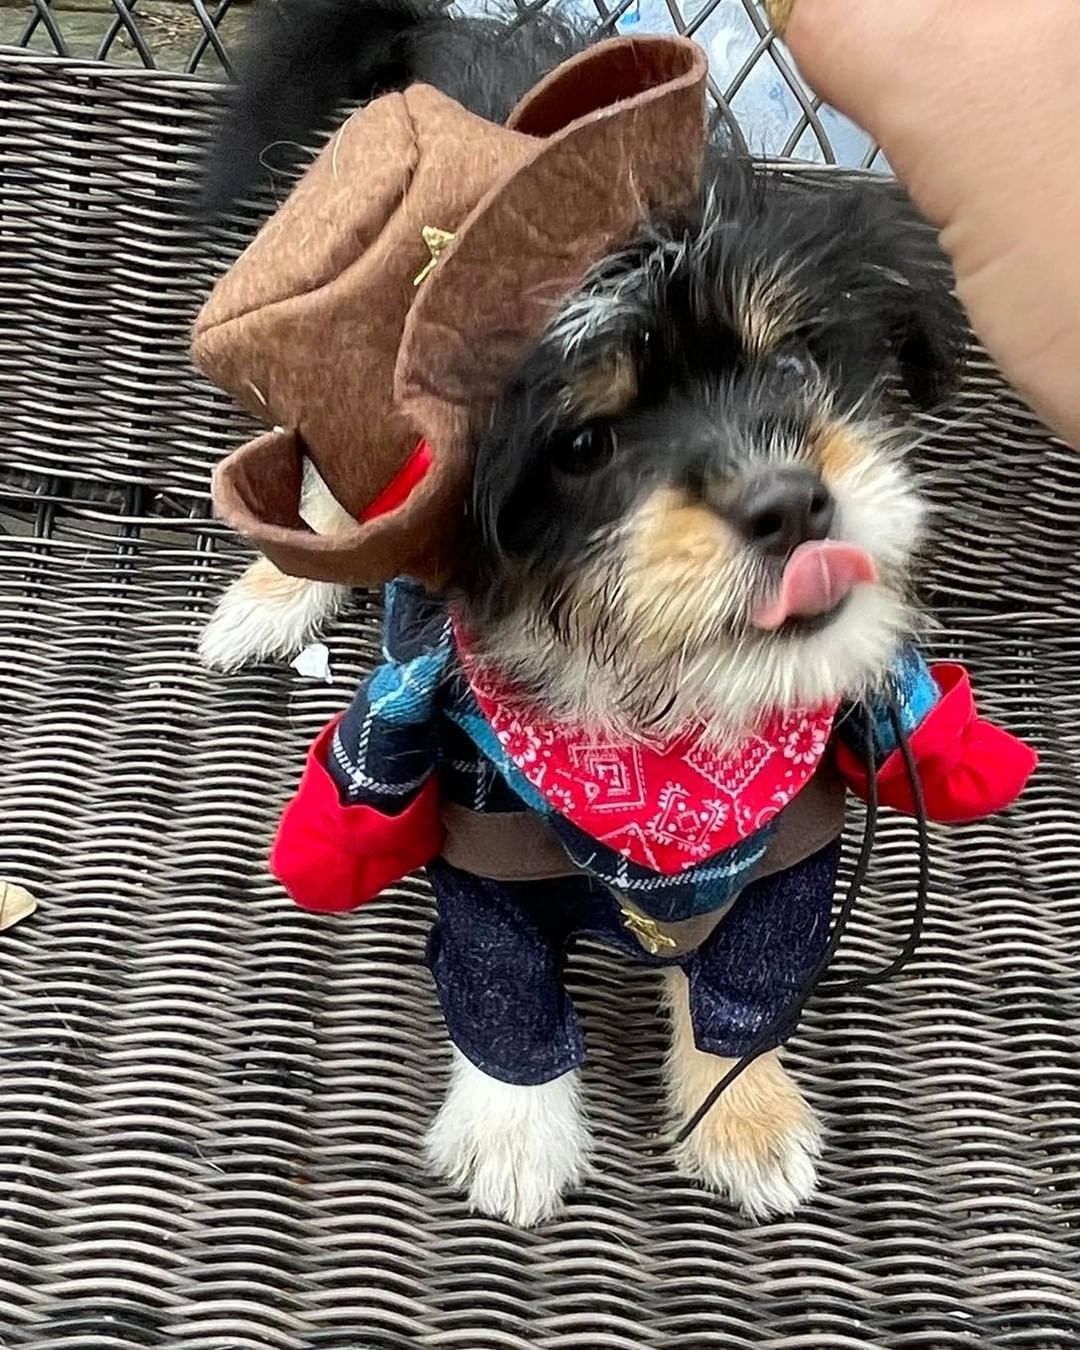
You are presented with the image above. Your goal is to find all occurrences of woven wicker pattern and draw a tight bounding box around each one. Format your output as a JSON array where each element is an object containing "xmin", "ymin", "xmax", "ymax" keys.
[{"xmin": 2, "ymin": 46, "xmax": 1080, "ymax": 1350}]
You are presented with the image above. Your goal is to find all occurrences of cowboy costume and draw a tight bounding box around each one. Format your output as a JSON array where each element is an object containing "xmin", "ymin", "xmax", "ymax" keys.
[{"xmin": 192, "ymin": 35, "xmax": 1036, "ymax": 1087}]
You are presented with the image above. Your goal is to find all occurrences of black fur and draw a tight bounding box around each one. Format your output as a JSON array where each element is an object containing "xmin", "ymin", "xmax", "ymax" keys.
[
  {"xmin": 200, "ymin": 0, "xmax": 963, "ymax": 669},
  {"xmin": 463, "ymin": 158, "xmax": 964, "ymax": 628},
  {"xmin": 200, "ymin": 0, "xmax": 588, "ymax": 216}
]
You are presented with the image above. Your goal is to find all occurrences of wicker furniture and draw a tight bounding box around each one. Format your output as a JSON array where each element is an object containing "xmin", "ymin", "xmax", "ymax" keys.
[{"xmin": 2, "ymin": 6, "xmax": 1078, "ymax": 1344}]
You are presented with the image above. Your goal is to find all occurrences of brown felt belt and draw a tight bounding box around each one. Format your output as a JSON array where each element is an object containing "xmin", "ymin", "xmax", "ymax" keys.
[
  {"xmin": 438, "ymin": 759, "xmax": 847, "ymax": 957},
  {"xmin": 439, "ymin": 802, "xmax": 589, "ymax": 881}
]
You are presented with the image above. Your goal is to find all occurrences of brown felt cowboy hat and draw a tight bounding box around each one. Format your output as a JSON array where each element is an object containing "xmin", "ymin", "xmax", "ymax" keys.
[{"xmin": 192, "ymin": 35, "xmax": 708, "ymax": 590}]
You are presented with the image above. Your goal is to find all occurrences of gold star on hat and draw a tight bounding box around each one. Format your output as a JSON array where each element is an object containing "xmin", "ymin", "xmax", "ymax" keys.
[{"xmin": 413, "ymin": 226, "xmax": 456, "ymax": 287}]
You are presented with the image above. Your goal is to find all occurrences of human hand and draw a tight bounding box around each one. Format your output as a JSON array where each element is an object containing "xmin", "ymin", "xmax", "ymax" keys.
[{"xmin": 776, "ymin": 0, "xmax": 1080, "ymax": 447}]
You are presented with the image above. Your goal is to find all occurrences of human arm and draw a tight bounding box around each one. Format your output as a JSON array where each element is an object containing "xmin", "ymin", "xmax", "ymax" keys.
[{"xmin": 780, "ymin": 0, "xmax": 1080, "ymax": 447}]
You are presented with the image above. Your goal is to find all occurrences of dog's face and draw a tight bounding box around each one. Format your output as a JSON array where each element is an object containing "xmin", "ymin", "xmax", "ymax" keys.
[{"xmin": 463, "ymin": 166, "xmax": 962, "ymax": 741}]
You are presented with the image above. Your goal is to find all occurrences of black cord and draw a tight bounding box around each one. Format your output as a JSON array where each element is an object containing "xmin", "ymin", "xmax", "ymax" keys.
[
  {"xmin": 822, "ymin": 697, "xmax": 930, "ymax": 995},
  {"xmin": 670, "ymin": 710, "xmax": 878, "ymax": 1148},
  {"xmin": 671, "ymin": 689, "xmax": 930, "ymax": 1148}
]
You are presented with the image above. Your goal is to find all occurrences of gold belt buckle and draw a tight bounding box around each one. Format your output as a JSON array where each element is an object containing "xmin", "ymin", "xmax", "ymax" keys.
[{"xmin": 619, "ymin": 905, "xmax": 677, "ymax": 956}]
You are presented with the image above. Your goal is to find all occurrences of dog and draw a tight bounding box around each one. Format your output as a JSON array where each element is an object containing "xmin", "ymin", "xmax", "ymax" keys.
[
  {"xmin": 425, "ymin": 170, "xmax": 958, "ymax": 1222},
  {"xmin": 197, "ymin": 2, "xmax": 966, "ymax": 1224}
]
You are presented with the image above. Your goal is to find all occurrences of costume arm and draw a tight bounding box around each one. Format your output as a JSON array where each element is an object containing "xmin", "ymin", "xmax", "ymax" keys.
[
  {"xmin": 270, "ymin": 581, "xmax": 449, "ymax": 911},
  {"xmin": 834, "ymin": 644, "xmax": 1037, "ymax": 822}
]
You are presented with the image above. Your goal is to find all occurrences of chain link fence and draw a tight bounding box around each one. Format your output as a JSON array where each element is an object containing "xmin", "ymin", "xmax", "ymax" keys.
[{"xmin": 2, "ymin": 0, "xmax": 886, "ymax": 164}]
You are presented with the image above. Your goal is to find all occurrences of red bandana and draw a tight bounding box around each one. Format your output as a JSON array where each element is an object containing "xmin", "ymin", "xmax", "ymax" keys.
[{"xmin": 458, "ymin": 637, "xmax": 839, "ymax": 876}]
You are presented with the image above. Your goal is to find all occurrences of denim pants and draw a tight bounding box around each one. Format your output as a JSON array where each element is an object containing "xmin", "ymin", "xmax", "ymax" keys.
[{"xmin": 426, "ymin": 841, "xmax": 840, "ymax": 1085}]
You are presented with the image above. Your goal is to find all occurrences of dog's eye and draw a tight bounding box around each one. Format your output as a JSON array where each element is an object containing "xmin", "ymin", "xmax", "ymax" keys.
[
  {"xmin": 550, "ymin": 425, "xmax": 616, "ymax": 477},
  {"xmin": 773, "ymin": 352, "xmax": 815, "ymax": 382}
]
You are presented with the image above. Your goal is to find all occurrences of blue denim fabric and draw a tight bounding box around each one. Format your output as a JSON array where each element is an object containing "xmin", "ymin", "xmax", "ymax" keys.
[{"xmin": 426, "ymin": 840, "xmax": 841, "ymax": 1085}]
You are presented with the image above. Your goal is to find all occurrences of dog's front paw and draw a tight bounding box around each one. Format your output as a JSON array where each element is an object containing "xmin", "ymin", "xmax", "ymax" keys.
[
  {"xmin": 425, "ymin": 1050, "xmax": 591, "ymax": 1226},
  {"xmin": 674, "ymin": 1056, "xmax": 822, "ymax": 1220},
  {"xmin": 663, "ymin": 969, "xmax": 822, "ymax": 1220}
]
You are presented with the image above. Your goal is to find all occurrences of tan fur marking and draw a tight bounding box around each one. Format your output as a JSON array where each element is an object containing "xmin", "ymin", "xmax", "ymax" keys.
[
  {"xmin": 663, "ymin": 968, "xmax": 821, "ymax": 1215},
  {"xmin": 619, "ymin": 488, "xmax": 742, "ymax": 663},
  {"xmin": 628, "ymin": 487, "xmax": 736, "ymax": 571},
  {"xmin": 609, "ymin": 487, "xmax": 746, "ymax": 671},
  {"xmin": 813, "ymin": 419, "xmax": 874, "ymax": 487},
  {"xmin": 237, "ymin": 556, "xmax": 316, "ymax": 605},
  {"xmin": 738, "ymin": 275, "xmax": 798, "ymax": 356},
  {"xmin": 563, "ymin": 352, "xmax": 638, "ymax": 421}
]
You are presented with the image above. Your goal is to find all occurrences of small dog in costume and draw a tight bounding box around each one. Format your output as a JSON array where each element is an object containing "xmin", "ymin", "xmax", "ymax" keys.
[{"xmin": 193, "ymin": 6, "xmax": 1037, "ymax": 1225}]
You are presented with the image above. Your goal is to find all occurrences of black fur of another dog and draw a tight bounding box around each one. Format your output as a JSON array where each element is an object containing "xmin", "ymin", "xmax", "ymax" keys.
[{"xmin": 200, "ymin": 0, "xmax": 589, "ymax": 216}]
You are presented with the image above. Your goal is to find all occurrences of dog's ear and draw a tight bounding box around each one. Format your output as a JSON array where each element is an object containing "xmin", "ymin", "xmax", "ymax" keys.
[{"xmin": 851, "ymin": 185, "xmax": 967, "ymax": 410}]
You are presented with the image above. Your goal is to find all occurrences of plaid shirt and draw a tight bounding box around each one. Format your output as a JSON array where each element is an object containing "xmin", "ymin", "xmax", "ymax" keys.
[{"xmin": 325, "ymin": 579, "xmax": 942, "ymax": 923}]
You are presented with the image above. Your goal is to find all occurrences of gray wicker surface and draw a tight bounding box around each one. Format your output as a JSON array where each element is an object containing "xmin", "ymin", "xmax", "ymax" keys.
[{"xmin": 2, "ymin": 47, "xmax": 1080, "ymax": 1350}]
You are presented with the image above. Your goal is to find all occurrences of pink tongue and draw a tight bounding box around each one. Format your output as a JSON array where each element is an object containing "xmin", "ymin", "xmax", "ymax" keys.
[{"xmin": 752, "ymin": 541, "xmax": 878, "ymax": 631}]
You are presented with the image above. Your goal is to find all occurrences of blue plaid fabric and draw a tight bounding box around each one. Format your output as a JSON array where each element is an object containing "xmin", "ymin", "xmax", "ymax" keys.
[
  {"xmin": 329, "ymin": 583, "xmax": 450, "ymax": 807},
  {"xmin": 835, "ymin": 642, "xmax": 940, "ymax": 765},
  {"xmin": 328, "ymin": 579, "xmax": 940, "ymax": 921}
]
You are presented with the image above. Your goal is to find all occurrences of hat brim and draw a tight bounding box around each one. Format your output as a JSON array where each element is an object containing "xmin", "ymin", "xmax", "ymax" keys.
[
  {"xmin": 396, "ymin": 36, "xmax": 708, "ymax": 456},
  {"xmin": 212, "ymin": 426, "xmax": 469, "ymax": 587}
]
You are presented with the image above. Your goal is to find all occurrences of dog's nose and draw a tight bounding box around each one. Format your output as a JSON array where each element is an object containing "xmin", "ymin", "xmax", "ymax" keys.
[{"xmin": 729, "ymin": 468, "xmax": 835, "ymax": 558}]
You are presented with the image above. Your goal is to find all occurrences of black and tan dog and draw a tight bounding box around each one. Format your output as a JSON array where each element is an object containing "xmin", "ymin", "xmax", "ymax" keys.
[{"xmin": 194, "ymin": 4, "xmax": 1032, "ymax": 1225}]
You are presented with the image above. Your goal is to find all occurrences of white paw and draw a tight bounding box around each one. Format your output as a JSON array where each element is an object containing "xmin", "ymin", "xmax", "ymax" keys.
[
  {"xmin": 425, "ymin": 1050, "xmax": 591, "ymax": 1227},
  {"xmin": 199, "ymin": 558, "xmax": 347, "ymax": 672},
  {"xmin": 677, "ymin": 1102, "xmax": 822, "ymax": 1221}
]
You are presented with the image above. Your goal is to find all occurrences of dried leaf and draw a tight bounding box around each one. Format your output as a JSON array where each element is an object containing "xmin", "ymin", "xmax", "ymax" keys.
[{"xmin": 0, "ymin": 882, "xmax": 37, "ymax": 932}]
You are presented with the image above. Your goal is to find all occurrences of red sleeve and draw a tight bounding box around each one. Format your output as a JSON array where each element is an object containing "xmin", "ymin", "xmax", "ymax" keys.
[
  {"xmin": 835, "ymin": 663, "xmax": 1038, "ymax": 823},
  {"xmin": 269, "ymin": 717, "xmax": 445, "ymax": 912}
]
